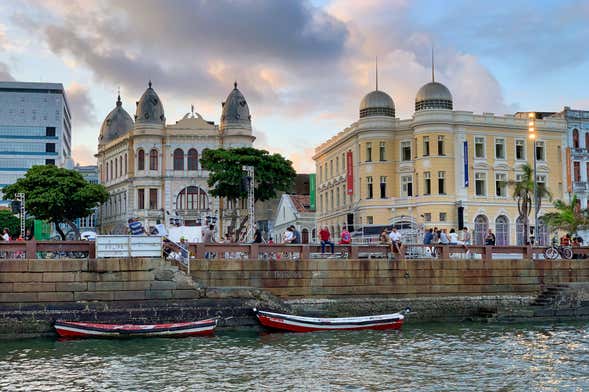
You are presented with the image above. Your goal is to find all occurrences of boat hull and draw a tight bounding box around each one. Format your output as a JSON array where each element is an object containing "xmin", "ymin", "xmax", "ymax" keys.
[
  {"xmin": 254, "ymin": 309, "xmax": 404, "ymax": 333},
  {"xmin": 54, "ymin": 319, "xmax": 217, "ymax": 339}
]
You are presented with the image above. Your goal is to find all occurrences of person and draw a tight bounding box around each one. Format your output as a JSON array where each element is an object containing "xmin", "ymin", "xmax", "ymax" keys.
[
  {"xmin": 423, "ymin": 228, "xmax": 434, "ymax": 245},
  {"xmin": 485, "ymin": 229, "xmax": 496, "ymax": 246},
  {"xmin": 319, "ymin": 226, "xmax": 335, "ymax": 254},
  {"xmin": 439, "ymin": 229, "xmax": 449, "ymax": 245},
  {"xmin": 127, "ymin": 218, "xmax": 147, "ymax": 236},
  {"xmin": 340, "ymin": 227, "xmax": 351, "ymax": 245},
  {"xmin": 388, "ymin": 228, "xmax": 403, "ymax": 254},
  {"xmin": 179, "ymin": 236, "xmax": 189, "ymax": 261},
  {"xmin": 202, "ymin": 224, "xmax": 216, "ymax": 259},
  {"xmin": 462, "ymin": 227, "xmax": 471, "ymax": 245},
  {"xmin": 283, "ymin": 227, "xmax": 294, "ymax": 244},
  {"xmin": 2, "ymin": 228, "xmax": 10, "ymax": 241},
  {"xmin": 291, "ymin": 226, "xmax": 301, "ymax": 244},
  {"xmin": 448, "ymin": 228, "xmax": 458, "ymax": 245},
  {"xmin": 380, "ymin": 229, "xmax": 391, "ymax": 245},
  {"xmin": 253, "ymin": 229, "xmax": 263, "ymax": 244},
  {"xmin": 432, "ymin": 227, "xmax": 440, "ymax": 243},
  {"xmin": 560, "ymin": 233, "xmax": 571, "ymax": 246},
  {"xmin": 24, "ymin": 229, "xmax": 33, "ymax": 241}
]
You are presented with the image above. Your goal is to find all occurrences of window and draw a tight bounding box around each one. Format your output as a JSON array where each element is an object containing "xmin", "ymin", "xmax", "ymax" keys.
[
  {"xmin": 336, "ymin": 157, "xmax": 339, "ymax": 174},
  {"xmin": 149, "ymin": 188, "xmax": 158, "ymax": 209},
  {"xmin": 114, "ymin": 159, "xmax": 118, "ymax": 178},
  {"xmin": 45, "ymin": 159, "xmax": 55, "ymax": 165},
  {"xmin": 573, "ymin": 129, "xmax": 579, "ymax": 148},
  {"xmin": 106, "ymin": 162, "xmax": 109, "ymax": 181},
  {"xmin": 330, "ymin": 160, "xmax": 333, "ymax": 177},
  {"xmin": 367, "ymin": 176, "xmax": 373, "ymax": 199},
  {"xmin": 586, "ymin": 163, "xmax": 589, "ymax": 182},
  {"xmin": 474, "ymin": 136, "xmax": 487, "ymax": 158},
  {"xmin": 342, "ymin": 153, "xmax": 346, "ymax": 172},
  {"xmin": 574, "ymin": 161, "xmax": 581, "ymax": 182},
  {"xmin": 438, "ymin": 136, "xmax": 445, "ymax": 156},
  {"xmin": 46, "ymin": 127, "xmax": 56, "ymax": 137},
  {"xmin": 423, "ymin": 136, "xmax": 430, "ymax": 156},
  {"xmin": 586, "ymin": 133, "xmax": 589, "ymax": 149},
  {"xmin": 366, "ymin": 142, "xmax": 372, "ymax": 162},
  {"xmin": 187, "ymin": 149, "xmax": 198, "ymax": 170},
  {"xmin": 330, "ymin": 189, "xmax": 334, "ymax": 210},
  {"xmin": 495, "ymin": 173, "xmax": 507, "ymax": 197},
  {"xmin": 137, "ymin": 149, "xmax": 145, "ymax": 170},
  {"xmin": 109, "ymin": 160, "xmax": 113, "ymax": 180},
  {"xmin": 320, "ymin": 194, "xmax": 323, "ymax": 213},
  {"xmin": 401, "ymin": 141, "xmax": 411, "ymax": 161},
  {"xmin": 367, "ymin": 216, "xmax": 374, "ymax": 225},
  {"xmin": 379, "ymin": 142, "xmax": 386, "ymax": 161},
  {"xmin": 438, "ymin": 171, "xmax": 446, "ymax": 195},
  {"xmin": 439, "ymin": 212, "xmax": 447, "ymax": 222},
  {"xmin": 516, "ymin": 140, "xmax": 525, "ymax": 160},
  {"xmin": 137, "ymin": 189, "xmax": 145, "ymax": 209},
  {"xmin": 535, "ymin": 141, "xmax": 545, "ymax": 161},
  {"xmin": 495, "ymin": 138, "xmax": 505, "ymax": 160},
  {"xmin": 173, "ymin": 149, "xmax": 184, "ymax": 170},
  {"xmin": 119, "ymin": 156, "xmax": 123, "ymax": 177},
  {"xmin": 423, "ymin": 213, "xmax": 432, "ymax": 222},
  {"xmin": 336, "ymin": 189, "xmax": 340, "ymax": 208},
  {"xmin": 536, "ymin": 174, "xmax": 546, "ymax": 185},
  {"xmin": 475, "ymin": 172, "xmax": 487, "ymax": 196},
  {"xmin": 401, "ymin": 175, "xmax": 413, "ymax": 197},
  {"xmin": 149, "ymin": 149, "xmax": 158, "ymax": 170},
  {"xmin": 45, "ymin": 143, "xmax": 55, "ymax": 153},
  {"xmin": 424, "ymin": 172, "xmax": 431, "ymax": 195},
  {"xmin": 380, "ymin": 176, "xmax": 386, "ymax": 198}
]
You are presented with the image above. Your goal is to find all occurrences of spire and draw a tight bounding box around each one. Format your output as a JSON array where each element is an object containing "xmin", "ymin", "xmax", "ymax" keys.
[
  {"xmin": 234, "ymin": 80, "xmax": 238, "ymax": 89},
  {"xmin": 431, "ymin": 46, "xmax": 435, "ymax": 82},
  {"xmin": 116, "ymin": 86, "xmax": 121, "ymax": 106},
  {"xmin": 148, "ymin": 80, "xmax": 152, "ymax": 89},
  {"xmin": 375, "ymin": 56, "xmax": 379, "ymax": 91}
]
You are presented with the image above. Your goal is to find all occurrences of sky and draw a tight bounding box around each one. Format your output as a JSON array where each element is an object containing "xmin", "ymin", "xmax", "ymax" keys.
[{"xmin": 1, "ymin": 0, "xmax": 588, "ymax": 173}]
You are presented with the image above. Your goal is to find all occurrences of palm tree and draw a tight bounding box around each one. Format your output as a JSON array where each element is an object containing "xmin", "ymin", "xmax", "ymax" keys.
[
  {"xmin": 508, "ymin": 164, "xmax": 552, "ymax": 244},
  {"xmin": 543, "ymin": 195, "xmax": 588, "ymax": 234}
]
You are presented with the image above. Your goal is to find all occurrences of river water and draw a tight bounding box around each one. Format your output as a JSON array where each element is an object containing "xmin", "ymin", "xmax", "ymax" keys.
[{"xmin": 0, "ymin": 322, "xmax": 587, "ymax": 391}]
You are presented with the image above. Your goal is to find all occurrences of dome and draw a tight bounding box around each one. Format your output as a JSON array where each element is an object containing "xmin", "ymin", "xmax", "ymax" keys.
[
  {"xmin": 99, "ymin": 94, "xmax": 134, "ymax": 145},
  {"xmin": 135, "ymin": 81, "xmax": 165, "ymax": 124},
  {"xmin": 220, "ymin": 82, "xmax": 251, "ymax": 130},
  {"xmin": 415, "ymin": 81, "xmax": 453, "ymax": 111},
  {"xmin": 359, "ymin": 90, "xmax": 395, "ymax": 118}
]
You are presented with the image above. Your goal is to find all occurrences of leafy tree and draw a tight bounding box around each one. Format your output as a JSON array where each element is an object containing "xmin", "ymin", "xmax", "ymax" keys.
[
  {"xmin": 507, "ymin": 163, "xmax": 551, "ymax": 244},
  {"xmin": 542, "ymin": 195, "xmax": 588, "ymax": 234},
  {"xmin": 201, "ymin": 147, "xmax": 296, "ymax": 235},
  {"xmin": 3, "ymin": 165, "xmax": 108, "ymax": 240},
  {"xmin": 0, "ymin": 210, "xmax": 33, "ymax": 239}
]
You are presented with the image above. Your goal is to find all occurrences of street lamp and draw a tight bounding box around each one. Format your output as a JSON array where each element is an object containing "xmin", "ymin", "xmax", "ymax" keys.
[{"xmin": 528, "ymin": 112, "xmax": 539, "ymax": 245}]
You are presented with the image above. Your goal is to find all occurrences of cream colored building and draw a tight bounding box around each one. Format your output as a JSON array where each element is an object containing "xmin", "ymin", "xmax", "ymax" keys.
[
  {"xmin": 314, "ymin": 76, "xmax": 567, "ymax": 245},
  {"xmin": 96, "ymin": 81, "xmax": 254, "ymax": 235}
]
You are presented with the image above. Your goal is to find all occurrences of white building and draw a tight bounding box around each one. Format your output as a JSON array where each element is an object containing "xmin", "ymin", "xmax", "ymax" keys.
[
  {"xmin": 0, "ymin": 82, "xmax": 72, "ymax": 190},
  {"xmin": 96, "ymin": 81, "xmax": 255, "ymax": 236},
  {"xmin": 272, "ymin": 194, "xmax": 316, "ymax": 243}
]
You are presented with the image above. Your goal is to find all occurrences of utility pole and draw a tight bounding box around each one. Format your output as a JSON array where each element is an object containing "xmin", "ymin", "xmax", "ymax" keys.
[
  {"xmin": 242, "ymin": 165, "xmax": 255, "ymax": 242},
  {"xmin": 528, "ymin": 112, "xmax": 539, "ymax": 246},
  {"xmin": 16, "ymin": 193, "xmax": 25, "ymax": 239}
]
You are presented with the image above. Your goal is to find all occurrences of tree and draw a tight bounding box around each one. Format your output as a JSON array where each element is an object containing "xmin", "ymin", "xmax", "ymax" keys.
[
  {"xmin": 3, "ymin": 165, "xmax": 109, "ymax": 240},
  {"xmin": 201, "ymin": 147, "xmax": 296, "ymax": 235},
  {"xmin": 0, "ymin": 210, "xmax": 33, "ymax": 239},
  {"xmin": 542, "ymin": 195, "xmax": 588, "ymax": 234},
  {"xmin": 507, "ymin": 163, "xmax": 551, "ymax": 244}
]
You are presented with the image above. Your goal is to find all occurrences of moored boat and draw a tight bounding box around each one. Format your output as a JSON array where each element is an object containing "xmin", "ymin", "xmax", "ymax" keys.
[
  {"xmin": 54, "ymin": 318, "xmax": 218, "ymax": 338},
  {"xmin": 253, "ymin": 308, "xmax": 408, "ymax": 333}
]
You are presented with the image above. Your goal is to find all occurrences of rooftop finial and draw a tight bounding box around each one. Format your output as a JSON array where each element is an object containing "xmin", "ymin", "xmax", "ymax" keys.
[
  {"xmin": 148, "ymin": 80, "xmax": 152, "ymax": 88},
  {"xmin": 234, "ymin": 80, "xmax": 238, "ymax": 89},
  {"xmin": 375, "ymin": 56, "xmax": 379, "ymax": 91},
  {"xmin": 191, "ymin": 104, "xmax": 194, "ymax": 117},
  {"xmin": 431, "ymin": 46, "xmax": 435, "ymax": 82},
  {"xmin": 116, "ymin": 86, "xmax": 121, "ymax": 106}
]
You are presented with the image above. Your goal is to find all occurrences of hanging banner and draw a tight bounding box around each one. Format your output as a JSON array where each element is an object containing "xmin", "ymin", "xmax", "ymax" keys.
[
  {"xmin": 566, "ymin": 147, "xmax": 572, "ymax": 193},
  {"xmin": 309, "ymin": 173, "xmax": 316, "ymax": 210},
  {"xmin": 346, "ymin": 150, "xmax": 353, "ymax": 195},
  {"xmin": 463, "ymin": 141, "xmax": 469, "ymax": 187}
]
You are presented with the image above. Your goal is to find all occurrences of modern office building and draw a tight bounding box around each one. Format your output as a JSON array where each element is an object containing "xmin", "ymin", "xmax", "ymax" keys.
[
  {"xmin": 314, "ymin": 70, "xmax": 568, "ymax": 245},
  {"xmin": 0, "ymin": 82, "xmax": 72, "ymax": 189}
]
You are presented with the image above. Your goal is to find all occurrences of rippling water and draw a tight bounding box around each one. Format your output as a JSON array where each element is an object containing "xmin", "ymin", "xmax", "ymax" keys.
[{"xmin": 1, "ymin": 322, "xmax": 588, "ymax": 391}]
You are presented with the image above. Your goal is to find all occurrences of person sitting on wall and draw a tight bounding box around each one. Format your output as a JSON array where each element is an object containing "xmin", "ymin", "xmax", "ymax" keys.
[
  {"xmin": 319, "ymin": 226, "xmax": 335, "ymax": 254},
  {"xmin": 560, "ymin": 233, "xmax": 571, "ymax": 246},
  {"xmin": 485, "ymin": 229, "xmax": 496, "ymax": 246},
  {"xmin": 339, "ymin": 227, "xmax": 351, "ymax": 245},
  {"xmin": 128, "ymin": 218, "xmax": 148, "ymax": 235},
  {"xmin": 388, "ymin": 228, "xmax": 403, "ymax": 256}
]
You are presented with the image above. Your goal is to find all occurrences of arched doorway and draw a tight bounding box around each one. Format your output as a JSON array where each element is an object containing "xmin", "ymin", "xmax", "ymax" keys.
[
  {"xmin": 176, "ymin": 186, "xmax": 209, "ymax": 225},
  {"xmin": 495, "ymin": 215, "xmax": 509, "ymax": 245},
  {"xmin": 473, "ymin": 215, "xmax": 489, "ymax": 245},
  {"xmin": 302, "ymin": 228, "xmax": 309, "ymax": 244},
  {"xmin": 516, "ymin": 216, "xmax": 526, "ymax": 245}
]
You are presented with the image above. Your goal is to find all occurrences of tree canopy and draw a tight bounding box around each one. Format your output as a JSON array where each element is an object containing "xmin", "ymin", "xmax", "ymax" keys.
[
  {"xmin": 200, "ymin": 147, "xmax": 296, "ymax": 202},
  {"xmin": 3, "ymin": 165, "xmax": 108, "ymax": 240},
  {"xmin": 0, "ymin": 210, "xmax": 33, "ymax": 239},
  {"xmin": 543, "ymin": 195, "xmax": 588, "ymax": 234}
]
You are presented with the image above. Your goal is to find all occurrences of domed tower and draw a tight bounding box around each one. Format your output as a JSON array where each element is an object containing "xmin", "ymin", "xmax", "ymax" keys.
[
  {"xmin": 415, "ymin": 52, "xmax": 453, "ymax": 111},
  {"xmin": 135, "ymin": 81, "xmax": 165, "ymax": 125},
  {"xmin": 359, "ymin": 60, "xmax": 395, "ymax": 118},
  {"xmin": 220, "ymin": 82, "xmax": 255, "ymax": 147},
  {"xmin": 98, "ymin": 93, "xmax": 134, "ymax": 145}
]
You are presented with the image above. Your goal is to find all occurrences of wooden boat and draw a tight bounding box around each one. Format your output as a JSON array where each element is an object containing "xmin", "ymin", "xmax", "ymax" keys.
[
  {"xmin": 54, "ymin": 318, "xmax": 218, "ymax": 338},
  {"xmin": 253, "ymin": 308, "xmax": 408, "ymax": 333}
]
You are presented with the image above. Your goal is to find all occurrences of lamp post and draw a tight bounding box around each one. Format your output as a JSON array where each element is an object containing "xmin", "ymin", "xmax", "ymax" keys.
[{"xmin": 528, "ymin": 112, "xmax": 539, "ymax": 245}]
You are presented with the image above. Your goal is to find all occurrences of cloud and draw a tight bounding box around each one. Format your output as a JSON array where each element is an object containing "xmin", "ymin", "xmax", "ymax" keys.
[
  {"xmin": 66, "ymin": 82, "xmax": 96, "ymax": 127},
  {"xmin": 72, "ymin": 144, "xmax": 96, "ymax": 166},
  {"xmin": 0, "ymin": 62, "xmax": 14, "ymax": 81}
]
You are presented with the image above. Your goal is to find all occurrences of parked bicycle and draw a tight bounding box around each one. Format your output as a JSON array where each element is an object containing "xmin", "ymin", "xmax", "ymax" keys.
[{"xmin": 544, "ymin": 243, "xmax": 573, "ymax": 260}]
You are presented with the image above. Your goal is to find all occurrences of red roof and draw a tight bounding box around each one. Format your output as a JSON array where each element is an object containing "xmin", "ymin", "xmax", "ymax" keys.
[{"xmin": 289, "ymin": 195, "xmax": 314, "ymax": 212}]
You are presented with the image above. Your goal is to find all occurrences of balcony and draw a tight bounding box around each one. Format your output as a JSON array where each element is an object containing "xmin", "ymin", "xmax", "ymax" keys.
[
  {"xmin": 572, "ymin": 148, "xmax": 589, "ymax": 158},
  {"xmin": 573, "ymin": 182, "xmax": 588, "ymax": 193}
]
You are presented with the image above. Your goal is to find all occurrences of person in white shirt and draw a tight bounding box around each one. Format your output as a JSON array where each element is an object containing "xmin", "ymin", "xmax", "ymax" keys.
[
  {"xmin": 448, "ymin": 228, "xmax": 458, "ymax": 245},
  {"xmin": 283, "ymin": 227, "xmax": 294, "ymax": 244},
  {"xmin": 388, "ymin": 228, "xmax": 403, "ymax": 255},
  {"xmin": 2, "ymin": 228, "xmax": 10, "ymax": 241}
]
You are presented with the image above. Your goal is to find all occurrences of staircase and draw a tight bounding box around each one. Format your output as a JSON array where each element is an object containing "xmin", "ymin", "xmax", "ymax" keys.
[{"xmin": 529, "ymin": 284, "xmax": 571, "ymax": 307}]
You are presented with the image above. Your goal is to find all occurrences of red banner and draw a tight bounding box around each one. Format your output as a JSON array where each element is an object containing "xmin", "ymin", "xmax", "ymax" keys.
[{"xmin": 346, "ymin": 150, "xmax": 353, "ymax": 195}]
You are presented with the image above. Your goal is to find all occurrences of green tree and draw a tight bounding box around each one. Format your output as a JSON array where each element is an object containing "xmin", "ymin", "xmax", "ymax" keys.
[
  {"xmin": 3, "ymin": 165, "xmax": 109, "ymax": 240},
  {"xmin": 507, "ymin": 163, "xmax": 551, "ymax": 244},
  {"xmin": 542, "ymin": 195, "xmax": 588, "ymax": 234},
  {"xmin": 0, "ymin": 210, "xmax": 33, "ymax": 239},
  {"xmin": 201, "ymin": 147, "xmax": 296, "ymax": 235}
]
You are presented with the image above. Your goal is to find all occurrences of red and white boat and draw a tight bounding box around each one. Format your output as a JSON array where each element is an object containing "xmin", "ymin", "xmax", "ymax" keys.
[
  {"xmin": 253, "ymin": 308, "xmax": 408, "ymax": 333},
  {"xmin": 54, "ymin": 318, "xmax": 218, "ymax": 339}
]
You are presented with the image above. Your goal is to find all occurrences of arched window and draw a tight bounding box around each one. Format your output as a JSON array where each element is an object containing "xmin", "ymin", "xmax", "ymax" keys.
[
  {"xmin": 137, "ymin": 149, "xmax": 145, "ymax": 170},
  {"xmin": 149, "ymin": 149, "xmax": 158, "ymax": 171},
  {"xmin": 573, "ymin": 129, "xmax": 580, "ymax": 148},
  {"xmin": 109, "ymin": 160, "xmax": 113, "ymax": 180},
  {"xmin": 302, "ymin": 228, "xmax": 309, "ymax": 244},
  {"xmin": 124, "ymin": 153, "xmax": 127, "ymax": 174},
  {"xmin": 187, "ymin": 149, "xmax": 198, "ymax": 170},
  {"xmin": 114, "ymin": 159, "xmax": 118, "ymax": 179},
  {"xmin": 106, "ymin": 162, "xmax": 109, "ymax": 181},
  {"xmin": 537, "ymin": 217, "xmax": 550, "ymax": 246},
  {"xmin": 495, "ymin": 215, "xmax": 509, "ymax": 245},
  {"xmin": 173, "ymin": 149, "xmax": 184, "ymax": 171},
  {"xmin": 516, "ymin": 216, "xmax": 525, "ymax": 245},
  {"xmin": 176, "ymin": 186, "xmax": 209, "ymax": 211},
  {"xmin": 119, "ymin": 156, "xmax": 123, "ymax": 177},
  {"xmin": 473, "ymin": 215, "xmax": 489, "ymax": 245}
]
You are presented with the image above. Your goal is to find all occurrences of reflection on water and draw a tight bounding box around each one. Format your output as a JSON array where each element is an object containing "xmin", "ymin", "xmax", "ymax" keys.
[{"xmin": 0, "ymin": 322, "xmax": 588, "ymax": 391}]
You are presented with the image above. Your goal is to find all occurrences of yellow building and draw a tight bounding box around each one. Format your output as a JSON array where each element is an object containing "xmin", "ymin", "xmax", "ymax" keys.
[{"xmin": 313, "ymin": 75, "xmax": 567, "ymax": 245}]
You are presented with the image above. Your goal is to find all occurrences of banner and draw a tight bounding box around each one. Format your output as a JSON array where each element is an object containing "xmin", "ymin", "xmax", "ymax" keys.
[
  {"xmin": 309, "ymin": 173, "xmax": 316, "ymax": 210},
  {"xmin": 346, "ymin": 151, "xmax": 354, "ymax": 195},
  {"xmin": 463, "ymin": 141, "xmax": 469, "ymax": 187}
]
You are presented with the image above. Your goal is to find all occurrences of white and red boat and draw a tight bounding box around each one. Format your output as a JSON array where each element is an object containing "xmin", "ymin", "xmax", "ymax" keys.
[
  {"xmin": 54, "ymin": 318, "xmax": 218, "ymax": 339},
  {"xmin": 253, "ymin": 308, "xmax": 408, "ymax": 333}
]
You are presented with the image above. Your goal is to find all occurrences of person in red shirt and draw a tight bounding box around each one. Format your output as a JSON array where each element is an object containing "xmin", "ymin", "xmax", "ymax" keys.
[
  {"xmin": 339, "ymin": 227, "xmax": 351, "ymax": 245},
  {"xmin": 319, "ymin": 226, "xmax": 335, "ymax": 254}
]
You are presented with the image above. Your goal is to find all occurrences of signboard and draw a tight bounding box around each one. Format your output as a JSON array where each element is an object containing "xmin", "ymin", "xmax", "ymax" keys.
[
  {"xmin": 566, "ymin": 147, "xmax": 572, "ymax": 193},
  {"xmin": 309, "ymin": 173, "xmax": 316, "ymax": 211},
  {"xmin": 96, "ymin": 235, "xmax": 163, "ymax": 258},
  {"xmin": 463, "ymin": 141, "xmax": 469, "ymax": 187},
  {"xmin": 346, "ymin": 150, "xmax": 353, "ymax": 195}
]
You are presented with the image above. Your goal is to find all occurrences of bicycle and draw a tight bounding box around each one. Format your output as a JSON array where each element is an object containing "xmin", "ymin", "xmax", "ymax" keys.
[{"xmin": 543, "ymin": 245, "xmax": 573, "ymax": 260}]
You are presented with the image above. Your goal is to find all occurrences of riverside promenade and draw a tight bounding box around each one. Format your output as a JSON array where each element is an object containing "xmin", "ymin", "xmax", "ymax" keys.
[{"xmin": 1, "ymin": 242, "xmax": 588, "ymax": 337}]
